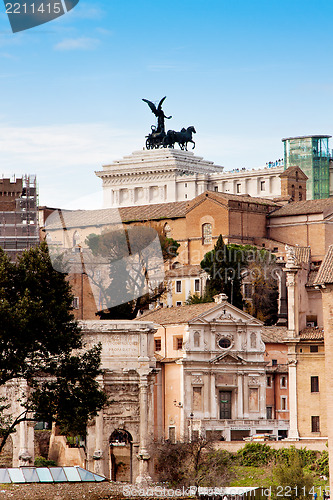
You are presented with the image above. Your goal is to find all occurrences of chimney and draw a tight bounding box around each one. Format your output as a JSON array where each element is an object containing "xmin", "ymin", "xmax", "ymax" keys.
[{"xmin": 213, "ymin": 293, "xmax": 228, "ymax": 304}]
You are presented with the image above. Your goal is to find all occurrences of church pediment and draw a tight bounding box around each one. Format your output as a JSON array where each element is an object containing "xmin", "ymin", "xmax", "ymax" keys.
[
  {"xmin": 209, "ymin": 352, "xmax": 246, "ymax": 365},
  {"xmin": 190, "ymin": 300, "xmax": 263, "ymax": 326}
]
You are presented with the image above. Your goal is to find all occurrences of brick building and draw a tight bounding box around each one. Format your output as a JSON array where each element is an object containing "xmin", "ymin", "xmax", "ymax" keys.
[{"xmin": 0, "ymin": 176, "xmax": 39, "ymax": 259}]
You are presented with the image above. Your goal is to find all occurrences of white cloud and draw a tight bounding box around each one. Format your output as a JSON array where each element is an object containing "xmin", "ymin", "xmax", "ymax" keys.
[
  {"xmin": 0, "ymin": 122, "xmax": 142, "ymax": 208},
  {"xmin": 54, "ymin": 36, "xmax": 100, "ymax": 50}
]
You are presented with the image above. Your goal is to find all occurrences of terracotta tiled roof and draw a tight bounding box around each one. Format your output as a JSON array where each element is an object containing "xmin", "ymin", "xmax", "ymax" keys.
[
  {"xmin": 294, "ymin": 246, "xmax": 311, "ymax": 265},
  {"xmin": 299, "ymin": 327, "xmax": 324, "ymax": 341},
  {"xmin": 187, "ymin": 191, "xmax": 280, "ymax": 211},
  {"xmin": 306, "ymin": 270, "xmax": 318, "ymax": 287},
  {"xmin": 120, "ymin": 202, "xmax": 187, "ymax": 222},
  {"xmin": 166, "ymin": 265, "xmax": 204, "ymax": 278},
  {"xmin": 269, "ymin": 199, "xmax": 333, "ymax": 217},
  {"xmin": 261, "ymin": 326, "xmax": 288, "ymax": 343},
  {"xmin": 279, "ymin": 166, "xmax": 308, "ymax": 180},
  {"xmin": 137, "ymin": 303, "xmax": 217, "ymax": 324},
  {"xmin": 313, "ymin": 245, "xmax": 333, "ymax": 285},
  {"xmin": 44, "ymin": 202, "xmax": 188, "ymax": 229}
]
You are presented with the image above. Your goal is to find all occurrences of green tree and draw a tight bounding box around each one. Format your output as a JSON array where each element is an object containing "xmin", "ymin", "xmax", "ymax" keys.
[
  {"xmin": 273, "ymin": 449, "xmax": 314, "ymax": 500},
  {"xmin": 86, "ymin": 223, "xmax": 180, "ymax": 319},
  {"xmin": 200, "ymin": 235, "xmax": 244, "ymax": 309},
  {"xmin": 244, "ymin": 257, "xmax": 279, "ymax": 325},
  {"xmin": 200, "ymin": 235, "xmax": 279, "ymax": 320},
  {"xmin": 0, "ymin": 243, "xmax": 108, "ymax": 454},
  {"xmin": 152, "ymin": 438, "xmax": 233, "ymax": 488},
  {"xmin": 185, "ymin": 292, "xmax": 214, "ymax": 305}
]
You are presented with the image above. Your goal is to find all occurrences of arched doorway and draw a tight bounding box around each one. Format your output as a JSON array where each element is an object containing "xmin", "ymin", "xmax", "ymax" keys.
[{"xmin": 109, "ymin": 429, "xmax": 133, "ymax": 482}]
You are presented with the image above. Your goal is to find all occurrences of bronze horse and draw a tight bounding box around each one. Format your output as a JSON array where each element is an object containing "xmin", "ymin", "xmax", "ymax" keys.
[{"xmin": 163, "ymin": 126, "xmax": 196, "ymax": 150}]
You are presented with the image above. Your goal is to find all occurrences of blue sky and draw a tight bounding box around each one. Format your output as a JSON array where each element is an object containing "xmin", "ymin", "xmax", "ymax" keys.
[{"xmin": 0, "ymin": 0, "xmax": 333, "ymax": 208}]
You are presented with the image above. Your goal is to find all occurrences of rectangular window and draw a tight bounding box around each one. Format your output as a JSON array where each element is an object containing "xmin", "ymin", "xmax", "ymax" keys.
[
  {"xmin": 280, "ymin": 376, "xmax": 287, "ymax": 388},
  {"xmin": 311, "ymin": 376, "xmax": 319, "ymax": 393},
  {"xmin": 266, "ymin": 406, "xmax": 273, "ymax": 419},
  {"xmin": 310, "ymin": 345, "xmax": 319, "ymax": 353},
  {"xmin": 267, "ymin": 376, "xmax": 272, "ymax": 387},
  {"xmin": 193, "ymin": 387, "xmax": 202, "ymax": 411},
  {"xmin": 202, "ymin": 223, "xmax": 212, "ymax": 245},
  {"xmin": 169, "ymin": 427, "xmax": 176, "ymax": 443},
  {"xmin": 272, "ymin": 359, "xmax": 277, "ymax": 366},
  {"xmin": 311, "ymin": 416, "xmax": 320, "ymax": 433},
  {"xmin": 194, "ymin": 279, "xmax": 200, "ymax": 292},
  {"xmin": 155, "ymin": 338, "xmax": 161, "ymax": 351},
  {"xmin": 260, "ymin": 181, "xmax": 266, "ymax": 191},
  {"xmin": 306, "ymin": 315, "xmax": 317, "ymax": 327},
  {"xmin": 176, "ymin": 280, "xmax": 182, "ymax": 293},
  {"xmin": 244, "ymin": 283, "xmax": 252, "ymax": 299},
  {"xmin": 185, "ymin": 183, "xmax": 187, "ymax": 188},
  {"xmin": 281, "ymin": 396, "xmax": 287, "ymax": 410},
  {"xmin": 72, "ymin": 297, "xmax": 79, "ymax": 309},
  {"xmin": 236, "ymin": 183, "xmax": 241, "ymax": 193},
  {"xmin": 214, "ymin": 186, "xmax": 218, "ymax": 192},
  {"xmin": 173, "ymin": 337, "xmax": 183, "ymax": 350}
]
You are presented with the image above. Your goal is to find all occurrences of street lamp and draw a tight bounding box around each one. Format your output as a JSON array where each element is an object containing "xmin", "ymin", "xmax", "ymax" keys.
[{"xmin": 189, "ymin": 412, "xmax": 194, "ymax": 443}]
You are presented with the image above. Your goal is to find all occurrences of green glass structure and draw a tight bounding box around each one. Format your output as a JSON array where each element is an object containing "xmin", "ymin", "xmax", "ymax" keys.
[{"xmin": 282, "ymin": 135, "xmax": 331, "ymax": 200}]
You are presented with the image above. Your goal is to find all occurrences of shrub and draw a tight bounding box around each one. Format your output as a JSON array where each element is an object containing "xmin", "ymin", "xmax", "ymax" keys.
[
  {"xmin": 275, "ymin": 446, "xmax": 318, "ymax": 467},
  {"xmin": 314, "ymin": 450, "xmax": 329, "ymax": 477},
  {"xmin": 273, "ymin": 449, "xmax": 314, "ymax": 500},
  {"xmin": 237, "ymin": 443, "xmax": 274, "ymax": 466},
  {"xmin": 34, "ymin": 456, "xmax": 57, "ymax": 467}
]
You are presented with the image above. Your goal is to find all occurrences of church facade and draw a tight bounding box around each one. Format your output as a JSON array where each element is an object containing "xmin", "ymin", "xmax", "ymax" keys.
[{"xmin": 139, "ymin": 295, "xmax": 289, "ymax": 442}]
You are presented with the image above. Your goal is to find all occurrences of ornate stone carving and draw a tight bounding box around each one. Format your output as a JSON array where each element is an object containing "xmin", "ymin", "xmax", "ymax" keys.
[
  {"xmin": 286, "ymin": 273, "xmax": 296, "ymax": 287},
  {"xmin": 192, "ymin": 375, "xmax": 203, "ymax": 385},
  {"xmin": 248, "ymin": 376, "xmax": 260, "ymax": 386},
  {"xmin": 285, "ymin": 244, "xmax": 298, "ymax": 268},
  {"xmin": 218, "ymin": 311, "xmax": 234, "ymax": 321},
  {"xmin": 216, "ymin": 332, "xmax": 234, "ymax": 349}
]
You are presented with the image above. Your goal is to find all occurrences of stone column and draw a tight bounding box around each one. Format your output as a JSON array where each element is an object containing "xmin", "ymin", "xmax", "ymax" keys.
[
  {"xmin": 93, "ymin": 375, "xmax": 105, "ymax": 476},
  {"xmin": 286, "ymin": 270, "xmax": 299, "ymax": 336},
  {"xmin": 285, "ymin": 265, "xmax": 300, "ymax": 439},
  {"xmin": 237, "ymin": 373, "xmax": 243, "ymax": 418},
  {"xmin": 287, "ymin": 359, "xmax": 299, "ymax": 439},
  {"xmin": 114, "ymin": 189, "xmax": 120, "ymax": 206},
  {"xmin": 18, "ymin": 380, "xmax": 32, "ymax": 466},
  {"xmin": 144, "ymin": 187, "xmax": 150, "ymax": 204},
  {"xmin": 159, "ymin": 186, "xmax": 165, "ymax": 202},
  {"xmin": 211, "ymin": 374, "xmax": 217, "ymax": 419},
  {"xmin": 320, "ymin": 286, "xmax": 333, "ymax": 495},
  {"xmin": 136, "ymin": 374, "xmax": 152, "ymax": 485}
]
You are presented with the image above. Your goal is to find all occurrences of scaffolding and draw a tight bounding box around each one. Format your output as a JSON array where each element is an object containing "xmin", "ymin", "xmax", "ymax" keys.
[
  {"xmin": 282, "ymin": 135, "xmax": 331, "ymax": 200},
  {"xmin": 0, "ymin": 175, "xmax": 39, "ymax": 260}
]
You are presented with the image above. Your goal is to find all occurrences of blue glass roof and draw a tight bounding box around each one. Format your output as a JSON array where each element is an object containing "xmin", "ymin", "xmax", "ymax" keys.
[{"xmin": 0, "ymin": 467, "xmax": 106, "ymax": 483}]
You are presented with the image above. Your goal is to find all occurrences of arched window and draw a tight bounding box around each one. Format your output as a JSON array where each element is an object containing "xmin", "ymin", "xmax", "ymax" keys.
[
  {"xmin": 291, "ymin": 184, "xmax": 295, "ymax": 201},
  {"xmin": 164, "ymin": 223, "xmax": 171, "ymax": 238},
  {"xmin": 202, "ymin": 223, "xmax": 212, "ymax": 245},
  {"xmin": 250, "ymin": 333, "xmax": 256, "ymax": 349},
  {"xmin": 299, "ymin": 186, "xmax": 303, "ymax": 201},
  {"xmin": 194, "ymin": 331, "xmax": 200, "ymax": 348},
  {"xmin": 73, "ymin": 230, "xmax": 80, "ymax": 247}
]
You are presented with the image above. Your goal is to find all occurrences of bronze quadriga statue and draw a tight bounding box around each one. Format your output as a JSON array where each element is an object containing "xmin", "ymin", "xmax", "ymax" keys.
[{"xmin": 143, "ymin": 97, "xmax": 196, "ymax": 150}]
